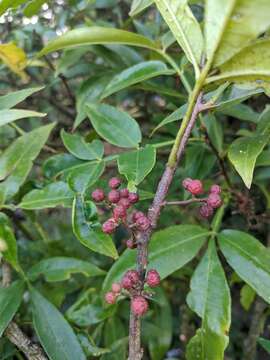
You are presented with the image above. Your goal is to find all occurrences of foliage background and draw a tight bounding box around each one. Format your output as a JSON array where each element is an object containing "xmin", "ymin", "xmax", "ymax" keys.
[{"xmin": 0, "ymin": 1, "xmax": 270, "ymax": 359}]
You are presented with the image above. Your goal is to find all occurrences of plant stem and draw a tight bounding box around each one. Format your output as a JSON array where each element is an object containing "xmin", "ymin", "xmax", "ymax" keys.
[
  {"xmin": 128, "ymin": 83, "xmax": 205, "ymax": 359},
  {"xmin": 1, "ymin": 261, "xmax": 48, "ymax": 360},
  {"xmin": 163, "ymin": 198, "xmax": 208, "ymax": 206}
]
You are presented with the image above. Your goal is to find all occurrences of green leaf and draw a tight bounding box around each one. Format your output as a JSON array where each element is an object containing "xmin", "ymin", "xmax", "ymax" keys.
[
  {"xmin": 28, "ymin": 256, "xmax": 105, "ymax": 282},
  {"xmin": 186, "ymin": 329, "xmax": 203, "ymax": 360},
  {"xmin": 43, "ymin": 153, "xmax": 84, "ymax": 179},
  {"xmin": 72, "ymin": 196, "xmax": 118, "ymax": 259},
  {"xmin": 154, "ymin": 0, "xmax": 203, "ymax": 77},
  {"xmin": 207, "ymin": 0, "xmax": 270, "ymax": 67},
  {"xmin": 0, "ymin": 123, "xmax": 55, "ymax": 203},
  {"xmin": 117, "ymin": 146, "xmax": 156, "ymax": 186},
  {"xmin": 0, "ymin": 281, "xmax": 24, "ymax": 337},
  {"xmin": 218, "ymin": 230, "xmax": 270, "ymax": 303},
  {"xmin": 220, "ymin": 103, "xmax": 260, "ymax": 123},
  {"xmin": 129, "ymin": 0, "xmax": 153, "ymax": 16},
  {"xmin": 68, "ymin": 161, "xmax": 105, "ymax": 193},
  {"xmin": 207, "ymin": 39, "xmax": 270, "ymax": 85},
  {"xmin": 23, "ymin": 0, "xmax": 46, "ymax": 17},
  {"xmin": 102, "ymin": 225, "xmax": 209, "ymax": 293},
  {"xmin": 187, "ymin": 240, "xmax": 231, "ymax": 360},
  {"xmin": 0, "ymin": 87, "xmax": 44, "ymax": 109},
  {"xmin": 86, "ymin": 103, "xmax": 141, "ymax": 148},
  {"xmin": 0, "ymin": 0, "xmax": 27, "ymax": 16},
  {"xmin": 240, "ymin": 284, "xmax": 255, "ymax": 311},
  {"xmin": 101, "ymin": 61, "xmax": 174, "ymax": 98},
  {"xmin": 61, "ymin": 130, "xmax": 104, "ymax": 161},
  {"xmin": 74, "ymin": 75, "xmax": 111, "ymax": 130},
  {"xmin": 30, "ymin": 288, "xmax": 86, "ymax": 360},
  {"xmin": 151, "ymin": 103, "xmax": 187, "ymax": 135},
  {"xmin": 258, "ymin": 338, "xmax": 270, "ymax": 354},
  {"xmin": 228, "ymin": 134, "xmax": 269, "ymax": 188},
  {"xmin": 18, "ymin": 182, "xmax": 74, "ymax": 209},
  {"xmin": 0, "ymin": 213, "xmax": 19, "ymax": 270},
  {"xmin": 38, "ymin": 27, "xmax": 158, "ymax": 57},
  {"xmin": 0, "ymin": 109, "xmax": 46, "ymax": 128}
]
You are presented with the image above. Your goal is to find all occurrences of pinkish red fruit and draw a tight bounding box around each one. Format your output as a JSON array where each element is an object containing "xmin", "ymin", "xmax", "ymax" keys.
[
  {"xmin": 92, "ymin": 189, "xmax": 105, "ymax": 202},
  {"xmin": 132, "ymin": 211, "xmax": 145, "ymax": 223},
  {"xmin": 121, "ymin": 275, "xmax": 133, "ymax": 290},
  {"xmin": 118, "ymin": 198, "xmax": 131, "ymax": 209},
  {"xmin": 113, "ymin": 205, "xmax": 127, "ymax": 221},
  {"xmin": 105, "ymin": 291, "xmax": 116, "ymax": 304},
  {"xmin": 109, "ymin": 177, "xmax": 121, "ymax": 189},
  {"xmin": 126, "ymin": 270, "xmax": 140, "ymax": 284},
  {"xmin": 126, "ymin": 238, "xmax": 136, "ymax": 249},
  {"xmin": 128, "ymin": 192, "xmax": 139, "ymax": 204},
  {"xmin": 182, "ymin": 178, "xmax": 193, "ymax": 190},
  {"xmin": 120, "ymin": 188, "xmax": 129, "ymax": 198},
  {"xmin": 131, "ymin": 296, "xmax": 149, "ymax": 316},
  {"xmin": 102, "ymin": 218, "xmax": 117, "ymax": 234},
  {"xmin": 210, "ymin": 184, "xmax": 221, "ymax": 194},
  {"xmin": 207, "ymin": 193, "xmax": 222, "ymax": 209},
  {"xmin": 199, "ymin": 204, "xmax": 214, "ymax": 218},
  {"xmin": 108, "ymin": 190, "xmax": 120, "ymax": 203},
  {"xmin": 136, "ymin": 216, "xmax": 151, "ymax": 231},
  {"xmin": 187, "ymin": 179, "xmax": 203, "ymax": 195},
  {"xmin": 146, "ymin": 269, "xmax": 161, "ymax": 287},
  {"xmin": 111, "ymin": 282, "xmax": 121, "ymax": 294}
]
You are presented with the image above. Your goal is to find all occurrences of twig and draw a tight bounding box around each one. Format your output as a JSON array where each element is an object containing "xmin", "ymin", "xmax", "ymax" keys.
[
  {"xmin": 201, "ymin": 124, "xmax": 232, "ymax": 188},
  {"xmin": 1, "ymin": 261, "xmax": 48, "ymax": 360},
  {"xmin": 44, "ymin": 55, "xmax": 76, "ymax": 107},
  {"xmin": 162, "ymin": 198, "xmax": 207, "ymax": 206},
  {"xmin": 128, "ymin": 92, "xmax": 204, "ymax": 359}
]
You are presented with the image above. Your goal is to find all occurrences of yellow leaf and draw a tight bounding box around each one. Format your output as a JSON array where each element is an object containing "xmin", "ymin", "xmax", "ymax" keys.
[{"xmin": 0, "ymin": 43, "xmax": 28, "ymax": 79}]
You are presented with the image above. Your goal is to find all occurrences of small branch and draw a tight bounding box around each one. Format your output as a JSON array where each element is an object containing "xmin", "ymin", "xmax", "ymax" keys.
[
  {"xmin": 1, "ymin": 261, "xmax": 48, "ymax": 360},
  {"xmin": 163, "ymin": 198, "xmax": 207, "ymax": 206},
  {"xmin": 201, "ymin": 124, "xmax": 232, "ymax": 188},
  {"xmin": 5, "ymin": 322, "xmax": 48, "ymax": 360},
  {"xmin": 128, "ymin": 92, "xmax": 204, "ymax": 359},
  {"xmin": 44, "ymin": 56, "xmax": 76, "ymax": 107}
]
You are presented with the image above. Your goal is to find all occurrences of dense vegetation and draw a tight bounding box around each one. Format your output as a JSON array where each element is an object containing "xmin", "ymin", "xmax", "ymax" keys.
[{"xmin": 0, "ymin": 1, "xmax": 270, "ymax": 359}]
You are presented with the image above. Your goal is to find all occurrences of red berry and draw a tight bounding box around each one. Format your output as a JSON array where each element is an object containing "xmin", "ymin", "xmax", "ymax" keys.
[
  {"xmin": 109, "ymin": 177, "xmax": 121, "ymax": 189},
  {"xmin": 105, "ymin": 291, "xmax": 116, "ymax": 304},
  {"xmin": 111, "ymin": 282, "xmax": 121, "ymax": 294},
  {"xmin": 128, "ymin": 192, "xmax": 139, "ymax": 204},
  {"xmin": 126, "ymin": 269, "xmax": 140, "ymax": 284},
  {"xmin": 102, "ymin": 218, "xmax": 117, "ymax": 234},
  {"xmin": 113, "ymin": 205, "xmax": 127, "ymax": 221},
  {"xmin": 108, "ymin": 190, "xmax": 120, "ymax": 203},
  {"xmin": 132, "ymin": 211, "xmax": 144, "ymax": 223},
  {"xmin": 136, "ymin": 216, "xmax": 151, "ymax": 231},
  {"xmin": 131, "ymin": 296, "xmax": 149, "ymax": 316},
  {"xmin": 146, "ymin": 269, "xmax": 161, "ymax": 287},
  {"xmin": 182, "ymin": 178, "xmax": 193, "ymax": 190},
  {"xmin": 207, "ymin": 193, "xmax": 222, "ymax": 209},
  {"xmin": 187, "ymin": 179, "xmax": 203, "ymax": 195},
  {"xmin": 126, "ymin": 238, "xmax": 136, "ymax": 249},
  {"xmin": 120, "ymin": 188, "xmax": 129, "ymax": 198},
  {"xmin": 210, "ymin": 184, "xmax": 221, "ymax": 194},
  {"xmin": 199, "ymin": 204, "xmax": 214, "ymax": 218},
  {"xmin": 92, "ymin": 188, "xmax": 105, "ymax": 202},
  {"xmin": 121, "ymin": 275, "xmax": 133, "ymax": 290},
  {"xmin": 118, "ymin": 198, "xmax": 131, "ymax": 209}
]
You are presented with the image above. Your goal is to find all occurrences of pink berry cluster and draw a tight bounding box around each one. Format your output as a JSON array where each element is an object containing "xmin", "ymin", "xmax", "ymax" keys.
[
  {"xmin": 182, "ymin": 178, "xmax": 222, "ymax": 218},
  {"xmin": 92, "ymin": 177, "xmax": 151, "ymax": 246},
  {"xmin": 105, "ymin": 268, "xmax": 161, "ymax": 316}
]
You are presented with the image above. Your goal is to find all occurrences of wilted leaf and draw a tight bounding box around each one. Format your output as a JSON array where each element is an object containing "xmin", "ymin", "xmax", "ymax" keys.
[{"xmin": 0, "ymin": 43, "xmax": 27, "ymax": 78}]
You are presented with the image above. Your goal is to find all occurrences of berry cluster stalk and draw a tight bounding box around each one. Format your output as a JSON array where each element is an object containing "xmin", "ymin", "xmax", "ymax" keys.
[{"xmin": 128, "ymin": 91, "xmax": 204, "ymax": 360}]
